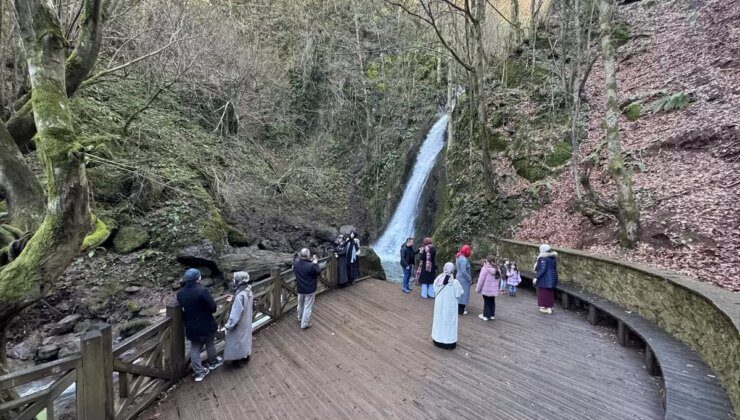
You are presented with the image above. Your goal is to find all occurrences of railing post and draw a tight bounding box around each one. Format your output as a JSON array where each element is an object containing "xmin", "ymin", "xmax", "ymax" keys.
[
  {"xmin": 270, "ymin": 266, "xmax": 283, "ymax": 319},
  {"xmin": 77, "ymin": 324, "xmax": 114, "ymax": 419},
  {"xmin": 167, "ymin": 302, "xmax": 187, "ymax": 380}
]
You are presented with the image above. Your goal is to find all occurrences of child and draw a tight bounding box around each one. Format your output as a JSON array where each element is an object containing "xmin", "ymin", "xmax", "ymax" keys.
[
  {"xmin": 498, "ymin": 261, "xmax": 510, "ymax": 295},
  {"xmin": 506, "ymin": 262, "xmax": 521, "ymax": 296},
  {"xmin": 475, "ymin": 256, "xmax": 501, "ymax": 321}
]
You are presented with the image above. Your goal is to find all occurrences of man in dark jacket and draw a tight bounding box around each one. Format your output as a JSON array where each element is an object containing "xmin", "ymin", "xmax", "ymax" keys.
[
  {"xmin": 400, "ymin": 237, "xmax": 416, "ymax": 293},
  {"xmin": 293, "ymin": 248, "xmax": 322, "ymax": 329},
  {"xmin": 176, "ymin": 268, "xmax": 222, "ymax": 381}
]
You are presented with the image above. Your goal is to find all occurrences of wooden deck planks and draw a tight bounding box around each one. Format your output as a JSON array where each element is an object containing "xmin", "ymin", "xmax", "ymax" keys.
[{"xmin": 141, "ymin": 280, "xmax": 663, "ymax": 420}]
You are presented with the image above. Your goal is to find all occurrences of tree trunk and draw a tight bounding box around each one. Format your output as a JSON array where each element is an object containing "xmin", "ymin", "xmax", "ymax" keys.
[
  {"xmin": 5, "ymin": 0, "xmax": 104, "ymax": 152},
  {"xmin": 599, "ymin": 0, "xmax": 640, "ymax": 247},
  {"xmin": 0, "ymin": 0, "xmax": 91, "ymax": 386},
  {"xmin": 0, "ymin": 124, "xmax": 44, "ymax": 231}
]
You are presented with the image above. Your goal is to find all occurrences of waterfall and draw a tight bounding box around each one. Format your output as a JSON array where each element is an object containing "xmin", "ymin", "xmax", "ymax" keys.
[{"xmin": 373, "ymin": 114, "xmax": 448, "ymax": 273}]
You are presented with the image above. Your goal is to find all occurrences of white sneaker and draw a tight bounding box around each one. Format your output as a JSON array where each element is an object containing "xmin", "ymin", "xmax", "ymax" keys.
[
  {"xmin": 478, "ymin": 314, "xmax": 489, "ymax": 321},
  {"xmin": 463, "ymin": 310, "xmax": 468, "ymax": 315},
  {"xmin": 194, "ymin": 369, "xmax": 209, "ymax": 382}
]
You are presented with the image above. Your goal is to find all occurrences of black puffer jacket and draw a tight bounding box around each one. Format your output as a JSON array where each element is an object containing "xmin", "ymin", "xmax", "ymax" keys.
[{"xmin": 176, "ymin": 283, "xmax": 218, "ymax": 341}]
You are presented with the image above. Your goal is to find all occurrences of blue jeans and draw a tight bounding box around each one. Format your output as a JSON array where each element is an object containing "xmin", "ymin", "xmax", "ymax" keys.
[
  {"xmin": 421, "ymin": 283, "xmax": 435, "ymax": 299},
  {"xmin": 508, "ymin": 285, "xmax": 517, "ymax": 296},
  {"xmin": 402, "ymin": 266, "xmax": 412, "ymax": 291}
]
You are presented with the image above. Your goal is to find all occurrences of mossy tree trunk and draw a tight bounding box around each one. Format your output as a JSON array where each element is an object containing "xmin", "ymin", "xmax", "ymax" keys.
[
  {"xmin": 0, "ymin": 1, "xmax": 91, "ymax": 410},
  {"xmin": 599, "ymin": 0, "xmax": 640, "ymax": 247},
  {"xmin": 4, "ymin": 0, "xmax": 104, "ymax": 152},
  {"xmin": 0, "ymin": 124, "xmax": 44, "ymax": 231}
]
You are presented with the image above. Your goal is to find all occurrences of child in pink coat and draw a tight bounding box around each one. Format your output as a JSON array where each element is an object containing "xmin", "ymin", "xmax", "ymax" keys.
[{"xmin": 476, "ymin": 256, "xmax": 501, "ymax": 321}]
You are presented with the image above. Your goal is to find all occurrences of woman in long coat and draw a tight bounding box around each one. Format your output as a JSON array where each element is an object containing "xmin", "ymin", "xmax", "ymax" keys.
[
  {"xmin": 534, "ymin": 244, "xmax": 559, "ymax": 314},
  {"xmin": 454, "ymin": 244, "xmax": 472, "ymax": 315},
  {"xmin": 345, "ymin": 232, "xmax": 361, "ymax": 286},
  {"xmin": 416, "ymin": 237, "xmax": 437, "ymax": 298},
  {"xmin": 431, "ymin": 262, "xmax": 463, "ymax": 350},
  {"xmin": 334, "ymin": 235, "xmax": 349, "ymax": 288},
  {"xmin": 223, "ymin": 271, "xmax": 253, "ymax": 366}
]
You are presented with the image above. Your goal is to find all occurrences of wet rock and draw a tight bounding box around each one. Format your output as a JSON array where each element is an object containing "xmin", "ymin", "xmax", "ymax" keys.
[
  {"xmin": 35, "ymin": 344, "xmax": 60, "ymax": 362},
  {"xmin": 49, "ymin": 314, "xmax": 83, "ymax": 336},
  {"xmin": 55, "ymin": 301, "xmax": 71, "ymax": 312},
  {"xmin": 360, "ymin": 247, "xmax": 386, "ymax": 280},
  {"xmin": 59, "ymin": 340, "xmax": 81, "ymax": 358},
  {"xmin": 113, "ymin": 225, "xmax": 150, "ymax": 254}
]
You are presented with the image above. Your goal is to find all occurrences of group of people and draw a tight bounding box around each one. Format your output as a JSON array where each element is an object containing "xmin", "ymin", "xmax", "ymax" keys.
[
  {"xmin": 334, "ymin": 232, "xmax": 361, "ymax": 288},
  {"xmin": 175, "ymin": 246, "xmax": 326, "ymax": 382},
  {"xmin": 400, "ymin": 239, "xmax": 558, "ymax": 350}
]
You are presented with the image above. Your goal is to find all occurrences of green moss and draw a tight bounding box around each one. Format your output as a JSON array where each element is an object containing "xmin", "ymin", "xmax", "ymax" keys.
[
  {"xmin": 622, "ymin": 102, "xmax": 642, "ymax": 121},
  {"xmin": 202, "ymin": 210, "xmax": 228, "ymax": 252},
  {"xmin": 647, "ymin": 92, "xmax": 691, "ymax": 114},
  {"xmin": 113, "ymin": 225, "xmax": 150, "ymax": 254},
  {"xmin": 613, "ymin": 22, "xmax": 630, "ymax": 48},
  {"xmin": 82, "ymin": 215, "xmax": 111, "ymax": 251},
  {"xmin": 226, "ymin": 225, "xmax": 250, "ymax": 246},
  {"xmin": 513, "ymin": 158, "xmax": 550, "ymax": 182},
  {"xmin": 487, "ymin": 132, "xmax": 508, "ymax": 152},
  {"xmin": 124, "ymin": 300, "xmax": 142, "ymax": 313},
  {"xmin": 544, "ymin": 141, "xmax": 573, "ymax": 167}
]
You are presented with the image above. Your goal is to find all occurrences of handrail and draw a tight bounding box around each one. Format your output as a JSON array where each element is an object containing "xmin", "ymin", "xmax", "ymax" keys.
[{"xmin": 0, "ymin": 255, "xmax": 342, "ymax": 420}]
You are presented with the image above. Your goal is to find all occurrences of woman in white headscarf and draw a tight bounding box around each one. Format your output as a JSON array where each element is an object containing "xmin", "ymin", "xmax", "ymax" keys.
[
  {"xmin": 223, "ymin": 271, "xmax": 253, "ymax": 366},
  {"xmin": 431, "ymin": 262, "xmax": 464, "ymax": 350}
]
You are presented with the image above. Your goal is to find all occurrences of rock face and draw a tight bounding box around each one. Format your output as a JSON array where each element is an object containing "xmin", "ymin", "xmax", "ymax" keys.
[
  {"xmin": 49, "ymin": 314, "xmax": 83, "ymax": 336},
  {"xmin": 339, "ymin": 225, "xmax": 356, "ymax": 236},
  {"xmin": 8, "ymin": 332, "xmax": 40, "ymax": 360},
  {"xmin": 219, "ymin": 247, "xmax": 294, "ymax": 280},
  {"xmin": 360, "ymin": 247, "xmax": 386, "ymax": 280},
  {"xmin": 114, "ymin": 225, "xmax": 150, "ymax": 254},
  {"xmin": 119, "ymin": 319, "xmax": 152, "ymax": 338}
]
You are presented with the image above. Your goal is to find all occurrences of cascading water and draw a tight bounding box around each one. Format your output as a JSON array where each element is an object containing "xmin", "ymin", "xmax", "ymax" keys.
[{"xmin": 373, "ymin": 114, "xmax": 449, "ymax": 280}]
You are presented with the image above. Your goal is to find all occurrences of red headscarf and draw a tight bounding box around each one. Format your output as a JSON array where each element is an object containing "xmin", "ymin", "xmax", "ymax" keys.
[{"xmin": 456, "ymin": 244, "xmax": 471, "ymax": 258}]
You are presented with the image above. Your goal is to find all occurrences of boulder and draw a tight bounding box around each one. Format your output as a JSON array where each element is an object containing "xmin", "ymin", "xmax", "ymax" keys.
[
  {"xmin": 35, "ymin": 344, "xmax": 60, "ymax": 362},
  {"xmin": 176, "ymin": 241, "xmax": 220, "ymax": 272},
  {"xmin": 359, "ymin": 247, "xmax": 386, "ymax": 280},
  {"xmin": 113, "ymin": 225, "xmax": 150, "ymax": 254},
  {"xmin": 312, "ymin": 223, "xmax": 338, "ymax": 243},
  {"xmin": 58, "ymin": 340, "xmax": 81, "ymax": 358},
  {"xmin": 119, "ymin": 319, "xmax": 151, "ymax": 338},
  {"xmin": 8, "ymin": 332, "xmax": 40, "ymax": 361},
  {"xmin": 49, "ymin": 314, "xmax": 83, "ymax": 336},
  {"xmin": 219, "ymin": 247, "xmax": 294, "ymax": 280}
]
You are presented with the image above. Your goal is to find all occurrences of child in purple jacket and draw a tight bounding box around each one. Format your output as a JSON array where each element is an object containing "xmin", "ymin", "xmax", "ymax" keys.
[{"xmin": 506, "ymin": 263, "xmax": 522, "ymax": 296}]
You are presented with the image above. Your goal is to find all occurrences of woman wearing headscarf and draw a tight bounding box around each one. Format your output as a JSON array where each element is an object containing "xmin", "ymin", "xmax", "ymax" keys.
[
  {"xmin": 431, "ymin": 262, "xmax": 463, "ymax": 350},
  {"xmin": 223, "ymin": 271, "xmax": 254, "ymax": 366},
  {"xmin": 334, "ymin": 234, "xmax": 349, "ymax": 288},
  {"xmin": 345, "ymin": 231, "xmax": 361, "ymax": 286},
  {"xmin": 533, "ymin": 244, "xmax": 559, "ymax": 314},
  {"xmin": 416, "ymin": 237, "xmax": 437, "ymax": 298},
  {"xmin": 455, "ymin": 244, "xmax": 472, "ymax": 315}
]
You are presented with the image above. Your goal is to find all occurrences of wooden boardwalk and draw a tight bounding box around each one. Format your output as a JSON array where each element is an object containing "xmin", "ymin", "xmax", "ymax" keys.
[{"xmin": 141, "ymin": 280, "xmax": 663, "ymax": 420}]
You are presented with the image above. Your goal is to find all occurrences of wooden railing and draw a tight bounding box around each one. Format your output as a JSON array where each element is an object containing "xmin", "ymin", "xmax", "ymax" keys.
[{"xmin": 0, "ymin": 256, "xmax": 341, "ymax": 420}]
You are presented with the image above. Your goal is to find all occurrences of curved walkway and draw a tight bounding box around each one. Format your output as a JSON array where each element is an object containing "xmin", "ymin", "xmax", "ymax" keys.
[{"xmin": 142, "ymin": 280, "xmax": 663, "ymax": 419}]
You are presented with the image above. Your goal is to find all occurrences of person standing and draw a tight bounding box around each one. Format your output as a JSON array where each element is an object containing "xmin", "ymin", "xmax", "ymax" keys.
[
  {"xmin": 176, "ymin": 269, "xmax": 223, "ymax": 382},
  {"xmin": 431, "ymin": 262, "xmax": 464, "ymax": 350},
  {"xmin": 455, "ymin": 244, "xmax": 472, "ymax": 315},
  {"xmin": 506, "ymin": 262, "xmax": 522, "ymax": 297},
  {"xmin": 345, "ymin": 231, "xmax": 361, "ymax": 286},
  {"xmin": 223, "ymin": 271, "xmax": 253, "ymax": 367},
  {"xmin": 399, "ymin": 237, "xmax": 416, "ymax": 293},
  {"xmin": 533, "ymin": 244, "xmax": 559, "ymax": 314},
  {"xmin": 293, "ymin": 248, "xmax": 322, "ymax": 329},
  {"xmin": 476, "ymin": 256, "xmax": 501, "ymax": 321},
  {"xmin": 334, "ymin": 235, "xmax": 349, "ymax": 288},
  {"xmin": 416, "ymin": 237, "xmax": 437, "ymax": 299}
]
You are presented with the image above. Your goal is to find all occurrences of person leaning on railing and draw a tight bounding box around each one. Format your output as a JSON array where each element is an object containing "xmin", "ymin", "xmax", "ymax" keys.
[
  {"xmin": 293, "ymin": 248, "xmax": 322, "ymax": 330},
  {"xmin": 176, "ymin": 268, "xmax": 224, "ymax": 382}
]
